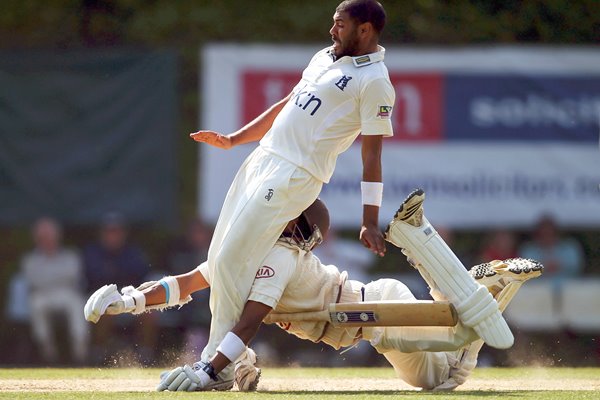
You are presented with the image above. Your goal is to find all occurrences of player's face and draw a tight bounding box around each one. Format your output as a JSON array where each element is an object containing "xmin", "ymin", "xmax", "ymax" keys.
[{"xmin": 329, "ymin": 11, "xmax": 361, "ymax": 58}]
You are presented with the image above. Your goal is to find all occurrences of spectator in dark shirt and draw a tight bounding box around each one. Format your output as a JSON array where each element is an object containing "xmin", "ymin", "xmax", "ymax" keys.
[
  {"xmin": 83, "ymin": 212, "xmax": 156, "ymax": 364},
  {"xmin": 84, "ymin": 212, "xmax": 148, "ymax": 292}
]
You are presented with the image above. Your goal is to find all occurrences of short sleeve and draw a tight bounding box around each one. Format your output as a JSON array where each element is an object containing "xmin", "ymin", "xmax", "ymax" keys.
[
  {"xmin": 248, "ymin": 246, "xmax": 297, "ymax": 309},
  {"xmin": 197, "ymin": 262, "xmax": 210, "ymax": 284},
  {"xmin": 360, "ymin": 77, "xmax": 395, "ymax": 137}
]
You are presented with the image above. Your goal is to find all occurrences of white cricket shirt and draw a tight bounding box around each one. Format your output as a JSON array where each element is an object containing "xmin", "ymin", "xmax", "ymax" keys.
[{"xmin": 259, "ymin": 46, "xmax": 395, "ymax": 183}]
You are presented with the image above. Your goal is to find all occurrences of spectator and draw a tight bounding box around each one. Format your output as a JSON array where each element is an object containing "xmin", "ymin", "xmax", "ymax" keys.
[
  {"xmin": 84, "ymin": 212, "xmax": 149, "ymax": 292},
  {"xmin": 83, "ymin": 212, "xmax": 156, "ymax": 364},
  {"xmin": 478, "ymin": 229, "xmax": 518, "ymax": 263},
  {"xmin": 519, "ymin": 215, "xmax": 585, "ymax": 286},
  {"xmin": 20, "ymin": 217, "xmax": 88, "ymax": 364}
]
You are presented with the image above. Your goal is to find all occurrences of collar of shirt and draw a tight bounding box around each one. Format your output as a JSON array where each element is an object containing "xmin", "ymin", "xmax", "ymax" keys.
[{"xmin": 327, "ymin": 45, "xmax": 386, "ymax": 67}]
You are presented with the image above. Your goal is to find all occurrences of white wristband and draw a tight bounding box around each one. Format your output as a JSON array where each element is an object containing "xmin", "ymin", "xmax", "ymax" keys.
[
  {"xmin": 361, "ymin": 181, "xmax": 383, "ymax": 207},
  {"xmin": 159, "ymin": 276, "xmax": 181, "ymax": 307},
  {"xmin": 216, "ymin": 332, "xmax": 246, "ymax": 362}
]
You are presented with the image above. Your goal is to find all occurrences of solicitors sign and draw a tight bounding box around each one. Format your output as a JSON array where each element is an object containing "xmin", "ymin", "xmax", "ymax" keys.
[{"xmin": 199, "ymin": 45, "xmax": 600, "ymax": 228}]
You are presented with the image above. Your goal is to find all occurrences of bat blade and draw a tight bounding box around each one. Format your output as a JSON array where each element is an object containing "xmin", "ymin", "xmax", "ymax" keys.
[
  {"xmin": 329, "ymin": 300, "xmax": 457, "ymax": 327},
  {"xmin": 265, "ymin": 300, "xmax": 457, "ymax": 327}
]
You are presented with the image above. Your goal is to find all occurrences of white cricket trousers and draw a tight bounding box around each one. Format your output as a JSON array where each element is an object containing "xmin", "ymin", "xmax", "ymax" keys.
[
  {"xmin": 362, "ymin": 279, "xmax": 479, "ymax": 390},
  {"xmin": 202, "ymin": 147, "xmax": 322, "ymax": 374}
]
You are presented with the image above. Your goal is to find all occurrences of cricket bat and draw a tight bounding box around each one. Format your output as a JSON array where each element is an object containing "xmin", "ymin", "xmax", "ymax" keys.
[{"xmin": 265, "ymin": 300, "xmax": 458, "ymax": 327}]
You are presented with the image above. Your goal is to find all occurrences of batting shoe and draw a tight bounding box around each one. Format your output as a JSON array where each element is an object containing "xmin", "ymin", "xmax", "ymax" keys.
[
  {"xmin": 470, "ymin": 258, "xmax": 543, "ymax": 311},
  {"xmin": 235, "ymin": 348, "xmax": 261, "ymax": 392},
  {"xmin": 434, "ymin": 338, "xmax": 483, "ymax": 391},
  {"xmin": 198, "ymin": 376, "xmax": 234, "ymax": 391}
]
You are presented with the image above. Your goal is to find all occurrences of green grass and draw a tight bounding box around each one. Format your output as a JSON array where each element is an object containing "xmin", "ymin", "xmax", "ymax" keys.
[{"xmin": 0, "ymin": 367, "xmax": 598, "ymax": 400}]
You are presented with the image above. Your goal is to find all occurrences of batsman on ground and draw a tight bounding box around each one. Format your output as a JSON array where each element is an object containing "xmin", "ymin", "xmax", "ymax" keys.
[{"xmin": 85, "ymin": 190, "xmax": 543, "ymax": 391}]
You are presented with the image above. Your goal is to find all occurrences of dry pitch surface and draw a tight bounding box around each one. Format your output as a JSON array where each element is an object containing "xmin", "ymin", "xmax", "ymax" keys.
[{"xmin": 1, "ymin": 367, "xmax": 599, "ymax": 399}]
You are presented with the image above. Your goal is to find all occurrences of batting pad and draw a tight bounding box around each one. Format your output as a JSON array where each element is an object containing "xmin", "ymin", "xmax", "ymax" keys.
[{"xmin": 386, "ymin": 214, "xmax": 513, "ymax": 349}]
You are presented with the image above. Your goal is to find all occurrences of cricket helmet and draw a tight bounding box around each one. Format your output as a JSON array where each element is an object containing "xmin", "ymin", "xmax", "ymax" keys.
[{"xmin": 289, "ymin": 198, "xmax": 330, "ymax": 251}]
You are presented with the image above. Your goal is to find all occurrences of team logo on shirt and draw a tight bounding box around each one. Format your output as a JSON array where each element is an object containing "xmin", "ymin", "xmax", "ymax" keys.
[
  {"xmin": 335, "ymin": 75, "xmax": 352, "ymax": 91},
  {"xmin": 377, "ymin": 105, "xmax": 393, "ymax": 119},
  {"xmin": 265, "ymin": 188, "xmax": 274, "ymax": 201},
  {"xmin": 256, "ymin": 265, "xmax": 275, "ymax": 279}
]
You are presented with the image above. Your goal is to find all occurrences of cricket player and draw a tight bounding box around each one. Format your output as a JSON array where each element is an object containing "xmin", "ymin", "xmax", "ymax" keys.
[
  {"xmin": 85, "ymin": 190, "xmax": 542, "ymax": 392},
  {"xmin": 189, "ymin": 0, "xmax": 396, "ymax": 380}
]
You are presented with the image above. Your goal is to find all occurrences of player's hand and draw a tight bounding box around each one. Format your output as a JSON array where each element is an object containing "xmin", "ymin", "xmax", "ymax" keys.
[
  {"xmin": 84, "ymin": 284, "xmax": 128, "ymax": 323},
  {"xmin": 190, "ymin": 130, "xmax": 234, "ymax": 149},
  {"xmin": 156, "ymin": 364, "xmax": 210, "ymax": 392},
  {"xmin": 360, "ymin": 224, "xmax": 386, "ymax": 257}
]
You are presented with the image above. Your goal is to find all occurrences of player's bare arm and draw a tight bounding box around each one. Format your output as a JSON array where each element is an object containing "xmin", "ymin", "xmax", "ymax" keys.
[
  {"xmin": 84, "ymin": 268, "xmax": 208, "ymax": 324},
  {"xmin": 190, "ymin": 92, "xmax": 293, "ymax": 149},
  {"xmin": 206, "ymin": 300, "xmax": 272, "ymax": 373},
  {"xmin": 143, "ymin": 269, "xmax": 207, "ymax": 306},
  {"xmin": 360, "ymin": 134, "xmax": 385, "ymax": 256}
]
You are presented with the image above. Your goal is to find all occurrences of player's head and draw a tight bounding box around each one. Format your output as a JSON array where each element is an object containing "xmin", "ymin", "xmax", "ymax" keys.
[
  {"xmin": 330, "ymin": 0, "xmax": 386, "ymax": 58},
  {"xmin": 283, "ymin": 198, "xmax": 330, "ymax": 251}
]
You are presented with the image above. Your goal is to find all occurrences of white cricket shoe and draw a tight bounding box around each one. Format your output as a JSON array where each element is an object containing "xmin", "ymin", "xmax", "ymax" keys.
[
  {"xmin": 198, "ymin": 376, "xmax": 234, "ymax": 391},
  {"xmin": 433, "ymin": 257, "xmax": 543, "ymax": 391},
  {"xmin": 235, "ymin": 348, "xmax": 261, "ymax": 391},
  {"xmin": 434, "ymin": 338, "xmax": 483, "ymax": 391}
]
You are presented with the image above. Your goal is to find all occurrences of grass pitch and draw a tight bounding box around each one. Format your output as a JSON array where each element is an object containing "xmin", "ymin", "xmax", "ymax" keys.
[{"xmin": 0, "ymin": 367, "xmax": 599, "ymax": 399}]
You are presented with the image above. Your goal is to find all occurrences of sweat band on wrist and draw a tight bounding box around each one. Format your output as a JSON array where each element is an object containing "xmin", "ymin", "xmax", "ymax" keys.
[
  {"xmin": 361, "ymin": 181, "xmax": 383, "ymax": 207},
  {"xmin": 159, "ymin": 276, "xmax": 180, "ymax": 307},
  {"xmin": 216, "ymin": 332, "xmax": 246, "ymax": 363}
]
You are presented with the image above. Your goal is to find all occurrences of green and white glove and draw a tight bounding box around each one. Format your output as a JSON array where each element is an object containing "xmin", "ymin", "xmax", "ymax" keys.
[{"xmin": 156, "ymin": 363, "xmax": 213, "ymax": 392}]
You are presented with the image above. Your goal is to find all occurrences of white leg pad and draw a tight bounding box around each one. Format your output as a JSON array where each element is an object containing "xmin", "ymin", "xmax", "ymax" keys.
[{"xmin": 386, "ymin": 215, "xmax": 513, "ymax": 349}]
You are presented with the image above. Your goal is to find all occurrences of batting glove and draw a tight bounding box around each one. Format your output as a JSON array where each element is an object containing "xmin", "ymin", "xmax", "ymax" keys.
[
  {"xmin": 84, "ymin": 284, "xmax": 130, "ymax": 323},
  {"xmin": 156, "ymin": 363, "xmax": 212, "ymax": 392}
]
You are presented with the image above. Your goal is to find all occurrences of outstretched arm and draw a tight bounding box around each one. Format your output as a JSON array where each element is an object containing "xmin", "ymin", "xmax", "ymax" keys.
[
  {"xmin": 190, "ymin": 92, "xmax": 292, "ymax": 149},
  {"xmin": 359, "ymin": 134, "xmax": 386, "ymax": 257},
  {"xmin": 84, "ymin": 266, "xmax": 209, "ymax": 323}
]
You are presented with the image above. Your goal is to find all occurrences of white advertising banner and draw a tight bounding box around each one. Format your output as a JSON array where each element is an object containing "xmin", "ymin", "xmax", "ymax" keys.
[{"xmin": 199, "ymin": 44, "xmax": 600, "ymax": 228}]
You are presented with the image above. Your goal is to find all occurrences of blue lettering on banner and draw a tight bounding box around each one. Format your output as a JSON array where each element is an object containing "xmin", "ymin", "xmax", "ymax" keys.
[{"xmin": 445, "ymin": 75, "xmax": 600, "ymax": 142}]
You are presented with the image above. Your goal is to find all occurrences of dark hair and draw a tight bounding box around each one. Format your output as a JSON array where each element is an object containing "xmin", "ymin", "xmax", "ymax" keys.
[{"xmin": 336, "ymin": 0, "xmax": 386, "ymax": 34}]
